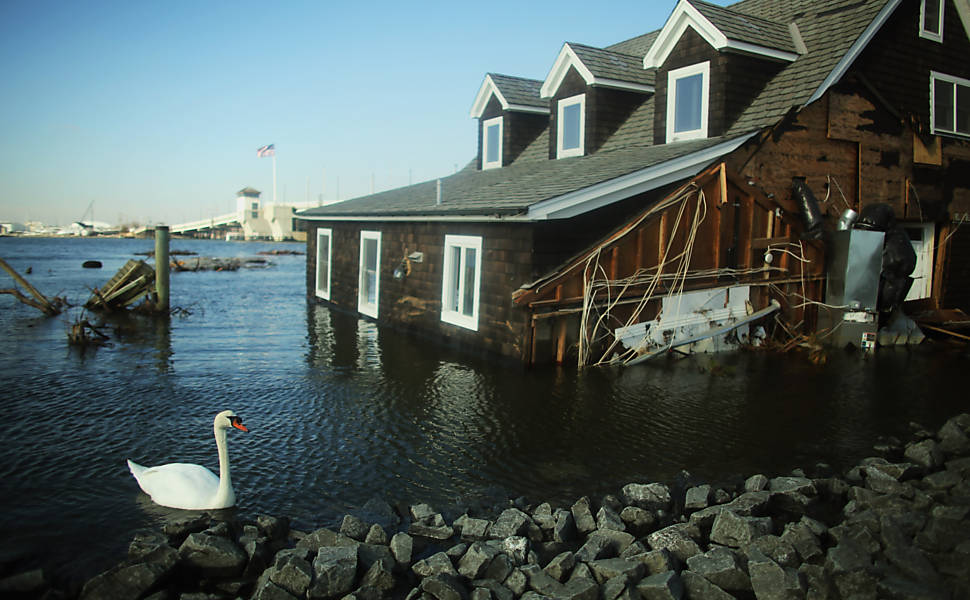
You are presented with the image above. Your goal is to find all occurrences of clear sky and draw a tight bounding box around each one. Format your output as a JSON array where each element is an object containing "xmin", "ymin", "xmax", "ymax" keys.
[{"xmin": 0, "ymin": 0, "xmax": 731, "ymax": 228}]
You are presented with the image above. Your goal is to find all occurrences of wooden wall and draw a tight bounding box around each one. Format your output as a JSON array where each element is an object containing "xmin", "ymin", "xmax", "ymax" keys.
[
  {"xmin": 586, "ymin": 87, "xmax": 649, "ymax": 154},
  {"xmin": 305, "ymin": 220, "xmax": 536, "ymax": 362},
  {"xmin": 548, "ymin": 67, "xmax": 589, "ymax": 159}
]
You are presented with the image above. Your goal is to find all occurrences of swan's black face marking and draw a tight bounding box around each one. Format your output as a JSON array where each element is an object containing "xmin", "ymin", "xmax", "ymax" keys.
[{"xmin": 229, "ymin": 415, "xmax": 249, "ymax": 432}]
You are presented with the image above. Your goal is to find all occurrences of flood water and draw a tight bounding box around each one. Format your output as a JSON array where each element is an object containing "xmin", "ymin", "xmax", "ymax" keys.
[{"xmin": 0, "ymin": 236, "xmax": 966, "ymax": 585}]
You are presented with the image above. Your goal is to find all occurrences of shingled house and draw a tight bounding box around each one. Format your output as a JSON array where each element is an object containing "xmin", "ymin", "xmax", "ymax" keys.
[{"xmin": 298, "ymin": 0, "xmax": 970, "ymax": 365}]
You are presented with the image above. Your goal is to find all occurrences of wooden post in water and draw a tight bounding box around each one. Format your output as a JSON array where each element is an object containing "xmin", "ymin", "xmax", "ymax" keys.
[{"xmin": 155, "ymin": 225, "xmax": 170, "ymax": 312}]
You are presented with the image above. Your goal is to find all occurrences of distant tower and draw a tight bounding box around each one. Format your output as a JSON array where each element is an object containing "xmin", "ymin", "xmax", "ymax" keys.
[{"xmin": 236, "ymin": 187, "xmax": 261, "ymax": 222}]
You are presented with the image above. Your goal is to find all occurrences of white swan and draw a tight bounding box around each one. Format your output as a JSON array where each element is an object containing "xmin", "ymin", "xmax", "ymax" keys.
[{"xmin": 127, "ymin": 410, "xmax": 249, "ymax": 510}]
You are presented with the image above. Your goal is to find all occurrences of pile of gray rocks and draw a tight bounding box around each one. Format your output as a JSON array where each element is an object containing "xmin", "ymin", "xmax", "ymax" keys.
[{"xmin": 23, "ymin": 412, "xmax": 970, "ymax": 600}]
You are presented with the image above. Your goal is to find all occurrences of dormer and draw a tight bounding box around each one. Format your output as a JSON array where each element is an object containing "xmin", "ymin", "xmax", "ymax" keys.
[
  {"xmin": 540, "ymin": 42, "xmax": 654, "ymax": 159},
  {"xmin": 644, "ymin": 0, "xmax": 803, "ymax": 144},
  {"xmin": 470, "ymin": 74, "xmax": 549, "ymax": 170}
]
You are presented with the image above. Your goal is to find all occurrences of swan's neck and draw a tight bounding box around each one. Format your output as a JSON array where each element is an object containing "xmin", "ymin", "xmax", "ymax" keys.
[{"xmin": 213, "ymin": 425, "xmax": 235, "ymax": 507}]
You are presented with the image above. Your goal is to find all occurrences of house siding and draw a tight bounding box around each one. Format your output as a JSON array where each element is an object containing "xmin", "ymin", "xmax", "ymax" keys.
[
  {"xmin": 477, "ymin": 97, "xmax": 504, "ymax": 170},
  {"xmin": 549, "ymin": 67, "xmax": 589, "ymax": 158},
  {"xmin": 654, "ymin": 27, "xmax": 720, "ymax": 143},
  {"xmin": 586, "ymin": 87, "xmax": 649, "ymax": 154},
  {"xmin": 306, "ymin": 221, "xmax": 536, "ymax": 361},
  {"xmin": 506, "ymin": 111, "xmax": 548, "ymax": 165}
]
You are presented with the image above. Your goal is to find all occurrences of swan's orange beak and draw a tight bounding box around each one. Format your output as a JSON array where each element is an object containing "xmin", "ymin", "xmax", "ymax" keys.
[{"xmin": 229, "ymin": 416, "xmax": 249, "ymax": 432}]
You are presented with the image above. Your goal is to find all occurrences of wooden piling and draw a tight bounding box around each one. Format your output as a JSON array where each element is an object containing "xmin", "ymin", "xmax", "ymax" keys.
[
  {"xmin": 0, "ymin": 257, "xmax": 59, "ymax": 315},
  {"xmin": 155, "ymin": 225, "xmax": 170, "ymax": 311}
]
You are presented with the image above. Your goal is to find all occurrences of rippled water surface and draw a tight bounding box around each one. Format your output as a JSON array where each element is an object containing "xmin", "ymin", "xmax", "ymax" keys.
[{"xmin": 0, "ymin": 236, "xmax": 966, "ymax": 584}]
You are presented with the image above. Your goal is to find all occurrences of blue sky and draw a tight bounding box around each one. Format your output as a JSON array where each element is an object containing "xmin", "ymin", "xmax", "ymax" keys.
[{"xmin": 0, "ymin": 0, "xmax": 730, "ymax": 227}]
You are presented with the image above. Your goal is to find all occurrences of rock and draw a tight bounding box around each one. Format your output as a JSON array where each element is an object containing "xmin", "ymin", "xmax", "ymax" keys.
[
  {"xmin": 359, "ymin": 497, "xmax": 401, "ymax": 531},
  {"xmin": 361, "ymin": 557, "xmax": 397, "ymax": 594},
  {"xmin": 745, "ymin": 475, "xmax": 769, "ymax": 492},
  {"xmin": 554, "ymin": 510, "xmax": 578, "ymax": 543},
  {"xmin": 596, "ymin": 506, "xmax": 626, "ymax": 532},
  {"xmin": 824, "ymin": 537, "xmax": 872, "ymax": 574},
  {"xmin": 685, "ymin": 485, "xmax": 712, "ymax": 511},
  {"xmin": 939, "ymin": 417, "xmax": 970, "ymax": 455},
  {"xmin": 80, "ymin": 546, "xmax": 178, "ymax": 600},
  {"xmin": 587, "ymin": 558, "xmax": 645, "ymax": 585},
  {"xmin": 365, "ymin": 524, "xmax": 388, "ymax": 545},
  {"xmin": 459, "ymin": 517, "xmax": 491, "ymax": 541},
  {"xmin": 520, "ymin": 564, "xmax": 562, "ymax": 596},
  {"xmin": 769, "ymin": 476, "xmax": 816, "ymax": 497},
  {"xmin": 411, "ymin": 520, "xmax": 455, "ymax": 541},
  {"xmin": 503, "ymin": 536, "xmax": 530, "ymax": 566},
  {"xmin": 575, "ymin": 529, "xmax": 635, "ymax": 562},
  {"xmin": 297, "ymin": 528, "xmax": 357, "ymax": 552},
  {"xmin": 619, "ymin": 506, "xmax": 655, "ymax": 536},
  {"xmin": 544, "ymin": 551, "xmax": 576, "ymax": 582},
  {"xmin": 390, "ymin": 532, "xmax": 414, "ymax": 566},
  {"xmin": 470, "ymin": 587, "xmax": 491, "ymax": 600},
  {"xmin": 533, "ymin": 503, "xmax": 556, "ymax": 531},
  {"xmin": 459, "ymin": 543, "xmax": 501, "ymax": 580},
  {"xmin": 686, "ymin": 546, "xmax": 750, "ymax": 592},
  {"xmin": 162, "ymin": 514, "xmax": 211, "ymax": 545},
  {"xmin": 504, "ymin": 568, "xmax": 528, "ymax": 596},
  {"xmin": 780, "ymin": 521, "xmax": 822, "ymax": 563},
  {"xmin": 601, "ymin": 574, "xmax": 633, "ymax": 600},
  {"xmin": 636, "ymin": 571, "xmax": 683, "ymax": 600},
  {"xmin": 883, "ymin": 541, "xmax": 939, "ymax": 584},
  {"xmin": 915, "ymin": 506, "xmax": 969, "ymax": 552},
  {"xmin": 866, "ymin": 461, "xmax": 921, "ymax": 482},
  {"xmin": 797, "ymin": 564, "xmax": 831, "ymax": 600},
  {"xmin": 253, "ymin": 579, "xmax": 301, "ymax": 600},
  {"xmin": 904, "ymin": 439, "xmax": 944, "ymax": 470},
  {"xmin": 0, "ymin": 569, "xmax": 46, "ymax": 596},
  {"xmin": 749, "ymin": 535, "xmax": 799, "ymax": 568},
  {"xmin": 647, "ymin": 524, "xmax": 702, "ymax": 562},
  {"xmin": 411, "ymin": 503, "xmax": 437, "ymax": 522},
  {"xmin": 341, "ymin": 514, "xmax": 370, "ymax": 541},
  {"xmin": 270, "ymin": 554, "xmax": 313, "ymax": 598},
  {"xmin": 680, "ymin": 570, "xmax": 734, "ymax": 600},
  {"xmin": 472, "ymin": 579, "xmax": 515, "ymax": 600},
  {"xmin": 490, "ymin": 508, "xmax": 532, "ymax": 539},
  {"xmin": 413, "ymin": 552, "xmax": 458, "ymax": 578},
  {"xmin": 178, "ymin": 532, "xmax": 247, "ymax": 577},
  {"xmin": 688, "ymin": 491, "xmax": 770, "ymax": 530},
  {"xmin": 420, "ymin": 574, "xmax": 469, "ymax": 600},
  {"xmin": 257, "ymin": 515, "xmax": 290, "ymax": 542},
  {"xmin": 709, "ymin": 511, "xmax": 772, "ymax": 548},
  {"xmin": 832, "ymin": 570, "xmax": 878, "ymax": 600},
  {"xmin": 310, "ymin": 545, "xmax": 358, "ymax": 599},
  {"xmin": 628, "ymin": 548, "xmax": 679, "ymax": 576},
  {"xmin": 559, "ymin": 578, "xmax": 599, "ymax": 600},
  {"xmin": 621, "ymin": 483, "xmax": 672, "ymax": 512},
  {"xmin": 863, "ymin": 466, "xmax": 911, "ymax": 496},
  {"xmin": 747, "ymin": 549, "xmax": 804, "ymax": 600},
  {"xmin": 571, "ymin": 497, "xmax": 597, "ymax": 535},
  {"xmin": 358, "ymin": 543, "xmax": 395, "ymax": 572}
]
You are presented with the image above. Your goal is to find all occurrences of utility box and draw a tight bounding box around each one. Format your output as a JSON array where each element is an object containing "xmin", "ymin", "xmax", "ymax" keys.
[{"xmin": 818, "ymin": 229, "xmax": 884, "ymax": 348}]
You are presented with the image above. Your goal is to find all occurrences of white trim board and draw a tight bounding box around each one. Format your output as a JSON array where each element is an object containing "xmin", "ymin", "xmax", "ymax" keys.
[
  {"xmin": 643, "ymin": 0, "xmax": 798, "ymax": 69},
  {"xmin": 470, "ymin": 74, "xmax": 549, "ymax": 119},
  {"xmin": 541, "ymin": 43, "xmax": 655, "ymax": 99}
]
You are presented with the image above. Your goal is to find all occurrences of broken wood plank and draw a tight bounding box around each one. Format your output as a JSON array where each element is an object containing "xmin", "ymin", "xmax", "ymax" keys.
[{"xmin": 0, "ymin": 257, "xmax": 59, "ymax": 315}]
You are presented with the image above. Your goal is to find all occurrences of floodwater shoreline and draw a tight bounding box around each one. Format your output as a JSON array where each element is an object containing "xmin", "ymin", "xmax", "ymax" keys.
[{"xmin": 10, "ymin": 410, "xmax": 967, "ymax": 600}]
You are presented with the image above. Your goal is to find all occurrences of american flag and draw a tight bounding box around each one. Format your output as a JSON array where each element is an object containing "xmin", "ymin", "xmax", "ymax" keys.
[{"xmin": 257, "ymin": 144, "xmax": 275, "ymax": 158}]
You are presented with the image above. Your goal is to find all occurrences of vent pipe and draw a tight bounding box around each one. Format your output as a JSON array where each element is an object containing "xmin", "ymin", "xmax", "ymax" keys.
[{"xmin": 436, "ymin": 178, "xmax": 442, "ymax": 206}]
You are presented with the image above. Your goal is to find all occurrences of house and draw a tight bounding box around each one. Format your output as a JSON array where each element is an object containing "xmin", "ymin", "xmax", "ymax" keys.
[{"xmin": 298, "ymin": 0, "xmax": 970, "ymax": 365}]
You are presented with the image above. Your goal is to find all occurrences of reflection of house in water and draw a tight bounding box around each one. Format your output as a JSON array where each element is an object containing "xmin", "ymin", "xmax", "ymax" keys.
[{"xmin": 298, "ymin": 0, "xmax": 970, "ymax": 366}]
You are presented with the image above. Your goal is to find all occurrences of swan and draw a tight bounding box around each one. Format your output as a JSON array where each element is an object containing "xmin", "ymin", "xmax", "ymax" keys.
[{"xmin": 127, "ymin": 410, "xmax": 249, "ymax": 510}]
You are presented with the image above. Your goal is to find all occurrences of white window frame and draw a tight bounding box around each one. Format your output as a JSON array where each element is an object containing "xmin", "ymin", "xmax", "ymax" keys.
[
  {"xmin": 919, "ymin": 0, "xmax": 944, "ymax": 43},
  {"xmin": 556, "ymin": 93, "xmax": 586, "ymax": 158},
  {"xmin": 666, "ymin": 61, "xmax": 710, "ymax": 143},
  {"xmin": 315, "ymin": 227, "xmax": 332, "ymax": 300},
  {"xmin": 904, "ymin": 223, "xmax": 936, "ymax": 302},
  {"xmin": 930, "ymin": 71, "xmax": 970, "ymax": 138},
  {"xmin": 357, "ymin": 230, "xmax": 381, "ymax": 318},
  {"xmin": 440, "ymin": 234, "xmax": 483, "ymax": 331},
  {"xmin": 482, "ymin": 116, "xmax": 503, "ymax": 170}
]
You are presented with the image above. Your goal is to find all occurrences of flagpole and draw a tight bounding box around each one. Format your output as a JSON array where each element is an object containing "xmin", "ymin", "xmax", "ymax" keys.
[{"xmin": 272, "ymin": 153, "xmax": 277, "ymax": 206}]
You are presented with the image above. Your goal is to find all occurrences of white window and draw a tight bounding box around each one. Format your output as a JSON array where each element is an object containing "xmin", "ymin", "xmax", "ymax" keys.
[
  {"xmin": 931, "ymin": 71, "xmax": 970, "ymax": 138},
  {"xmin": 905, "ymin": 223, "xmax": 936, "ymax": 301},
  {"xmin": 556, "ymin": 94, "xmax": 585, "ymax": 158},
  {"xmin": 482, "ymin": 116, "xmax": 503, "ymax": 169},
  {"xmin": 315, "ymin": 227, "xmax": 332, "ymax": 300},
  {"xmin": 666, "ymin": 62, "xmax": 710, "ymax": 142},
  {"xmin": 920, "ymin": 0, "xmax": 944, "ymax": 42},
  {"xmin": 441, "ymin": 234, "xmax": 483, "ymax": 331},
  {"xmin": 357, "ymin": 230, "xmax": 381, "ymax": 318}
]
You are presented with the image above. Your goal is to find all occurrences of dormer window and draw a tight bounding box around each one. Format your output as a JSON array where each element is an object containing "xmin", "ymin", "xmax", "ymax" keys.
[
  {"xmin": 666, "ymin": 62, "xmax": 710, "ymax": 142},
  {"xmin": 920, "ymin": 0, "xmax": 944, "ymax": 42},
  {"xmin": 557, "ymin": 94, "xmax": 586, "ymax": 158},
  {"xmin": 482, "ymin": 116, "xmax": 503, "ymax": 169}
]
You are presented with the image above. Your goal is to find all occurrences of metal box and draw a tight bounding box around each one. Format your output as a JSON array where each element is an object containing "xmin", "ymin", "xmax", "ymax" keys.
[{"xmin": 818, "ymin": 229, "xmax": 884, "ymax": 348}]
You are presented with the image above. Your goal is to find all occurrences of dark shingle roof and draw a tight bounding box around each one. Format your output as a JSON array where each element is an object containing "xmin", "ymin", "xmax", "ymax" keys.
[
  {"xmin": 568, "ymin": 43, "xmax": 656, "ymax": 87},
  {"xmin": 488, "ymin": 73, "xmax": 546, "ymax": 110},
  {"xmin": 299, "ymin": 136, "xmax": 731, "ymax": 219},
  {"xmin": 691, "ymin": 0, "xmax": 798, "ymax": 54},
  {"xmin": 300, "ymin": 0, "xmax": 896, "ymax": 222}
]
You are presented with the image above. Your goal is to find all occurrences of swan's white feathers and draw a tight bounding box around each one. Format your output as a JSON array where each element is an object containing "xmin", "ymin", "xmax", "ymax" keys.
[{"xmin": 127, "ymin": 459, "xmax": 224, "ymax": 510}]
